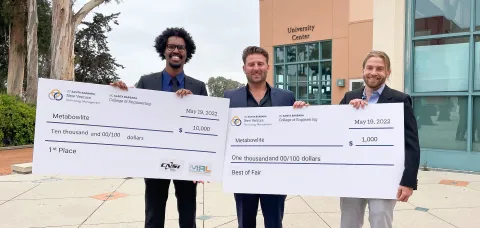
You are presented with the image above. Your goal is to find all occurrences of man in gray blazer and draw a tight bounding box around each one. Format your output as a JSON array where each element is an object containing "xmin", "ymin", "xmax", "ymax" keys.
[
  {"xmin": 111, "ymin": 27, "xmax": 207, "ymax": 228},
  {"xmin": 224, "ymin": 46, "xmax": 306, "ymax": 228}
]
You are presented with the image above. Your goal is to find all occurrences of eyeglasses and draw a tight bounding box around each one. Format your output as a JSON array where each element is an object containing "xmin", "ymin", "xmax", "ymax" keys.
[{"xmin": 166, "ymin": 44, "xmax": 186, "ymax": 52}]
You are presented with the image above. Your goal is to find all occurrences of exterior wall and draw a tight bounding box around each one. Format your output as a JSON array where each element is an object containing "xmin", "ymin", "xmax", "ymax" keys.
[
  {"xmin": 372, "ymin": 0, "xmax": 406, "ymax": 92},
  {"xmin": 260, "ymin": 0, "xmax": 374, "ymax": 104}
]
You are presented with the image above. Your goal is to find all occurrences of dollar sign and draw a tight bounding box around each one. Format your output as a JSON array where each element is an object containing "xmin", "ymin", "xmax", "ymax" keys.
[
  {"xmin": 179, "ymin": 128, "xmax": 182, "ymax": 133},
  {"xmin": 349, "ymin": 141, "xmax": 353, "ymax": 146}
]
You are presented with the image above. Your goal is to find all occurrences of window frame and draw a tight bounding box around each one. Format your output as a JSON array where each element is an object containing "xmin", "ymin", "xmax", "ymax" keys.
[
  {"xmin": 273, "ymin": 40, "xmax": 332, "ymax": 105},
  {"xmin": 405, "ymin": 0, "xmax": 480, "ymax": 154},
  {"xmin": 349, "ymin": 79, "xmax": 364, "ymax": 91}
]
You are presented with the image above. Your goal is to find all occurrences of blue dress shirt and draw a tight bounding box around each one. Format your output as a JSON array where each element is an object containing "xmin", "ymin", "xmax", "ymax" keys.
[{"xmin": 162, "ymin": 71, "xmax": 185, "ymax": 92}]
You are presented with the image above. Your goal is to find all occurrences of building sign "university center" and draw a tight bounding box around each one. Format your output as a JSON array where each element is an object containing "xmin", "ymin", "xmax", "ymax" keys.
[{"xmin": 288, "ymin": 25, "xmax": 315, "ymax": 41}]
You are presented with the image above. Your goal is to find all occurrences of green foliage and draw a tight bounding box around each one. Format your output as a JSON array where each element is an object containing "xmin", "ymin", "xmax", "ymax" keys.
[
  {"xmin": 207, "ymin": 76, "xmax": 245, "ymax": 97},
  {"xmin": 0, "ymin": 94, "xmax": 36, "ymax": 146},
  {"xmin": 74, "ymin": 12, "xmax": 124, "ymax": 84}
]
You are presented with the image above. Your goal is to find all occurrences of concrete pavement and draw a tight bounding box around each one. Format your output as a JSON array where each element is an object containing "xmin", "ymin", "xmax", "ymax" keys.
[{"xmin": 0, "ymin": 170, "xmax": 479, "ymax": 228}]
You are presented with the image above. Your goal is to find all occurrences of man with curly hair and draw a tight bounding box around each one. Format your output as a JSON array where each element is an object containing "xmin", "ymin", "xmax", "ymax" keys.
[{"xmin": 111, "ymin": 27, "xmax": 208, "ymax": 228}]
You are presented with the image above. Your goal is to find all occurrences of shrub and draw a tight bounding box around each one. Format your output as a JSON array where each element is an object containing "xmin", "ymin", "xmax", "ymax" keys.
[{"xmin": 0, "ymin": 94, "xmax": 36, "ymax": 147}]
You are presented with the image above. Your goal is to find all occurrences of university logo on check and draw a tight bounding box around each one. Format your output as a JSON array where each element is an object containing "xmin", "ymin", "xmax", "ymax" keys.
[{"xmin": 231, "ymin": 116, "xmax": 242, "ymax": 126}]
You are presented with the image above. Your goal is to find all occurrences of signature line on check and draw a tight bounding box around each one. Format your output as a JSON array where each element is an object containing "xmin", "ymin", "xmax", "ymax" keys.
[
  {"xmin": 230, "ymin": 145, "xmax": 343, "ymax": 147},
  {"xmin": 230, "ymin": 162, "xmax": 394, "ymax": 166},
  {"xmin": 46, "ymin": 121, "xmax": 173, "ymax": 133},
  {"xmin": 45, "ymin": 140, "xmax": 216, "ymax": 154}
]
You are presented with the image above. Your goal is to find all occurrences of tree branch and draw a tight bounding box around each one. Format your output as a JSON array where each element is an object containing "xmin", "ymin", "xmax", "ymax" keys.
[{"xmin": 73, "ymin": 0, "xmax": 106, "ymax": 28}]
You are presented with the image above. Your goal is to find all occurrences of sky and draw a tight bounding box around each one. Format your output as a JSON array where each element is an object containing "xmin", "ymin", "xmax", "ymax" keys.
[{"xmin": 73, "ymin": 0, "xmax": 259, "ymax": 86}]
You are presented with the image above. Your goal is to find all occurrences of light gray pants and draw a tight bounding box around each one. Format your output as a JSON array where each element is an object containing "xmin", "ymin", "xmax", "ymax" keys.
[{"xmin": 340, "ymin": 197, "xmax": 396, "ymax": 228}]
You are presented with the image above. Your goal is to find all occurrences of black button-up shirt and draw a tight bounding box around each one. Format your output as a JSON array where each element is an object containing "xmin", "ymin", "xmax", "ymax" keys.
[{"xmin": 246, "ymin": 84, "xmax": 272, "ymax": 107}]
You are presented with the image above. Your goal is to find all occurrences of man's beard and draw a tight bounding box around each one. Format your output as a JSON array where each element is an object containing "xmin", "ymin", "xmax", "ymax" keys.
[{"xmin": 169, "ymin": 62, "xmax": 182, "ymax": 69}]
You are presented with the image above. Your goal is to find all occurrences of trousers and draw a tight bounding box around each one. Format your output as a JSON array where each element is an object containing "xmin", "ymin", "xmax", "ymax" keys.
[
  {"xmin": 144, "ymin": 178, "xmax": 197, "ymax": 228},
  {"xmin": 234, "ymin": 193, "xmax": 287, "ymax": 228},
  {"xmin": 340, "ymin": 197, "xmax": 396, "ymax": 228}
]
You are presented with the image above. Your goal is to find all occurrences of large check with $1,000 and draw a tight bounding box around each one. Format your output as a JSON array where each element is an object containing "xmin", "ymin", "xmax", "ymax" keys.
[
  {"xmin": 32, "ymin": 78, "xmax": 230, "ymax": 182},
  {"xmin": 222, "ymin": 104, "xmax": 405, "ymax": 199}
]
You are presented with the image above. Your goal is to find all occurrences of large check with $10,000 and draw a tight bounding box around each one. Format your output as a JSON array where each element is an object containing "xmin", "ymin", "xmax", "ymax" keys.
[
  {"xmin": 33, "ymin": 78, "xmax": 230, "ymax": 182},
  {"xmin": 222, "ymin": 104, "xmax": 405, "ymax": 200}
]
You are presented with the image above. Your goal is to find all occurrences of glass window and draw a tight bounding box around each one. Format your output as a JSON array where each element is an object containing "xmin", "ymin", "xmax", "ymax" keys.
[
  {"xmin": 275, "ymin": 66, "xmax": 284, "ymax": 83},
  {"xmin": 306, "ymin": 43, "xmax": 319, "ymax": 61},
  {"xmin": 321, "ymin": 61, "xmax": 332, "ymax": 82},
  {"xmin": 413, "ymin": 37, "xmax": 469, "ymax": 92},
  {"xmin": 307, "ymin": 81, "xmax": 319, "ymax": 100},
  {"xmin": 308, "ymin": 63, "xmax": 319, "ymax": 81},
  {"xmin": 413, "ymin": 96, "xmax": 468, "ymax": 151},
  {"xmin": 414, "ymin": 0, "xmax": 470, "ymax": 36},
  {"xmin": 474, "ymin": 36, "xmax": 480, "ymax": 91},
  {"xmin": 298, "ymin": 81, "xmax": 308, "ymax": 100},
  {"xmin": 287, "ymin": 82, "xmax": 297, "ymax": 98},
  {"xmin": 297, "ymin": 64, "xmax": 308, "ymax": 82},
  {"xmin": 286, "ymin": 65, "xmax": 297, "ymax": 82},
  {"xmin": 275, "ymin": 47, "xmax": 284, "ymax": 64},
  {"xmin": 273, "ymin": 40, "xmax": 332, "ymax": 105},
  {"xmin": 286, "ymin": 46, "xmax": 296, "ymax": 63},
  {"xmin": 297, "ymin": 44, "xmax": 307, "ymax": 62},
  {"xmin": 476, "ymin": 0, "xmax": 480, "ymax": 30},
  {"xmin": 474, "ymin": 96, "xmax": 480, "ymax": 152},
  {"xmin": 321, "ymin": 41, "xmax": 332, "ymax": 59}
]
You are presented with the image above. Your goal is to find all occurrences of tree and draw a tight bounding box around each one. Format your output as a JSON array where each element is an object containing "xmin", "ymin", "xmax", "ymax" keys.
[
  {"xmin": 6, "ymin": 0, "xmax": 26, "ymax": 97},
  {"xmin": 50, "ymin": 0, "xmax": 119, "ymax": 81},
  {"xmin": 0, "ymin": 0, "xmax": 9, "ymax": 93},
  {"xmin": 74, "ymin": 12, "xmax": 124, "ymax": 84},
  {"xmin": 25, "ymin": 0, "xmax": 38, "ymax": 104},
  {"xmin": 0, "ymin": 0, "xmax": 51, "ymax": 95},
  {"xmin": 206, "ymin": 76, "xmax": 244, "ymax": 97}
]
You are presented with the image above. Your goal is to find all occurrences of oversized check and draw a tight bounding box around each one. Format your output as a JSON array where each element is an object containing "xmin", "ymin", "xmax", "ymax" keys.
[
  {"xmin": 32, "ymin": 78, "xmax": 230, "ymax": 181},
  {"xmin": 222, "ymin": 104, "xmax": 405, "ymax": 199}
]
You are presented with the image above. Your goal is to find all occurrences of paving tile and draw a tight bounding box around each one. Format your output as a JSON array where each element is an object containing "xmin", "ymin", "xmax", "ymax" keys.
[
  {"xmin": 197, "ymin": 216, "xmax": 238, "ymax": 228},
  {"xmin": 392, "ymin": 210, "xmax": 457, "ymax": 228},
  {"xmin": 84, "ymin": 194, "xmax": 203, "ymax": 224},
  {"xmin": 282, "ymin": 213, "xmax": 331, "ymax": 228},
  {"xmin": 467, "ymin": 182, "xmax": 480, "ymax": 191},
  {"xmin": 91, "ymin": 192, "xmax": 129, "ymax": 201},
  {"xmin": 0, "ymin": 198, "xmax": 101, "ymax": 228},
  {"xmin": 300, "ymin": 196, "xmax": 340, "ymax": 213},
  {"xmin": 284, "ymin": 196, "xmax": 314, "ymax": 214},
  {"xmin": 80, "ymin": 222, "xmax": 143, "ymax": 228},
  {"xmin": 213, "ymin": 213, "xmax": 331, "ymax": 228},
  {"xmin": 408, "ymin": 184, "xmax": 480, "ymax": 209},
  {"xmin": 0, "ymin": 173, "xmax": 56, "ymax": 182},
  {"xmin": 429, "ymin": 207, "xmax": 480, "ymax": 228},
  {"xmin": 202, "ymin": 181, "xmax": 222, "ymax": 192},
  {"xmin": 54, "ymin": 175, "xmax": 125, "ymax": 180},
  {"xmin": 438, "ymin": 179, "xmax": 470, "ymax": 187},
  {"xmin": 16, "ymin": 179, "xmax": 124, "ymax": 200},
  {"xmin": 202, "ymin": 191, "xmax": 237, "ymax": 217},
  {"xmin": 417, "ymin": 170, "xmax": 480, "ymax": 184},
  {"xmin": 83, "ymin": 195, "xmax": 146, "ymax": 224},
  {"xmin": 115, "ymin": 178, "xmax": 145, "ymax": 196},
  {"xmin": 0, "ymin": 182, "xmax": 37, "ymax": 200},
  {"xmin": 319, "ymin": 212, "xmax": 371, "ymax": 228}
]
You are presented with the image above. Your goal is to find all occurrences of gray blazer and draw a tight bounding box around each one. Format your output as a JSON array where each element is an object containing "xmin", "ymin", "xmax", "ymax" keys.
[
  {"xmin": 224, "ymin": 85, "xmax": 295, "ymax": 108},
  {"xmin": 135, "ymin": 71, "xmax": 208, "ymax": 96}
]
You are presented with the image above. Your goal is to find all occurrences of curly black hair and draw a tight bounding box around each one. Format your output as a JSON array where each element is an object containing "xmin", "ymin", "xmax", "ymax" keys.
[{"xmin": 154, "ymin": 27, "xmax": 196, "ymax": 63}]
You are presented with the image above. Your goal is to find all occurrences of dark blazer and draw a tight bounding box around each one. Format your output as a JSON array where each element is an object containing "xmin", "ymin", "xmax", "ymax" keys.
[
  {"xmin": 339, "ymin": 85, "xmax": 421, "ymax": 190},
  {"xmin": 224, "ymin": 85, "xmax": 295, "ymax": 108},
  {"xmin": 135, "ymin": 71, "xmax": 208, "ymax": 96}
]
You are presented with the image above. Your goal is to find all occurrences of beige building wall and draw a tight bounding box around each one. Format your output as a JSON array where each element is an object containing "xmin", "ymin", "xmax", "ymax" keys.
[
  {"xmin": 261, "ymin": 0, "xmax": 399, "ymax": 104},
  {"xmin": 372, "ymin": 0, "xmax": 406, "ymax": 92}
]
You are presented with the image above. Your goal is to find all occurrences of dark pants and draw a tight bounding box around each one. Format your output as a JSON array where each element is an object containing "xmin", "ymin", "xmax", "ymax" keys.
[
  {"xmin": 144, "ymin": 178, "xmax": 197, "ymax": 228},
  {"xmin": 234, "ymin": 193, "xmax": 287, "ymax": 228}
]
